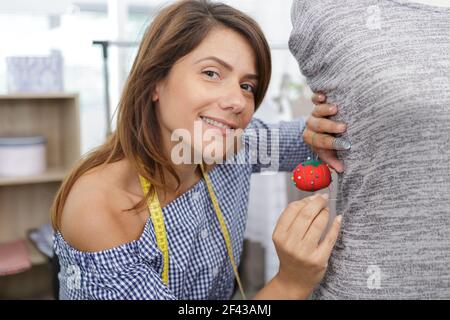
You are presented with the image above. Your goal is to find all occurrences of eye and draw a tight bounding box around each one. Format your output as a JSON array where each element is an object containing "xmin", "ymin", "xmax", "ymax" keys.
[
  {"xmin": 241, "ymin": 83, "xmax": 255, "ymax": 94},
  {"xmin": 202, "ymin": 70, "xmax": 220, "ymax": 79}
]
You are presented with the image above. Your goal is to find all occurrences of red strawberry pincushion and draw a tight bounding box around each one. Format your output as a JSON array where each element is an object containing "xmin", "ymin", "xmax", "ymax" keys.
[{"xmin": 292, "ymin": 158, "xmax": 332, "ymax": 192}]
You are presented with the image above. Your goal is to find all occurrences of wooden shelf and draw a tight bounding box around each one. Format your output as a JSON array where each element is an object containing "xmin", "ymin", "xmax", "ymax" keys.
[
  {"xmin": 0, "ymin": 93, "xmax": 78, "ymax": 100},
  {"xmin": 0, "ymin": 167, "xmax": 68, "ymax": 186},
  {"xmin": 0, "ymin": 93, "xmax": 80, "ymax": 298}
]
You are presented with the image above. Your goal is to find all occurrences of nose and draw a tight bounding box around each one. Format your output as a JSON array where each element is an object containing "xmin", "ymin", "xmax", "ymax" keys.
[{"xmin": 218, "ymin": 82, "xmax": 247, "ymax": 114}]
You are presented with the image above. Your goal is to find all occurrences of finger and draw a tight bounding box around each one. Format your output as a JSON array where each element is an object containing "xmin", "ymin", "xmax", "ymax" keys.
[
  {"xmin": 311, "ymin": 104, "xmax": 338, "ymax": 118},
  {"xmin": 316, "ymin": 148, "xmax": 345, "ymax": 173},
  {"xmin": 302, "ymin": 208, "xmax": 330, "ymax": 250},
  {"xmin": 274, "ymin": 195, "xmax": 318, "ymax": 234},
  {"xmin": 274, "ymin": 199, "xmax": 310, "ymax": 235},
  {"xmin": 311, "ymin": 92, "xmax": 326, "ymax": 105},
  {"xmin": 286, "ymin": 194, "xmax": 329, "ymax": 241},
  {"xmin": 303, "ymin": 129, "xmax": 336, "ymax": 150},
  {"xmin": 317, "ymin": 215, "xmax": 342, "ymax": 260},
  {"xmin": 306, "ymin": 116, "xmax": 347, "ymax": 134}
]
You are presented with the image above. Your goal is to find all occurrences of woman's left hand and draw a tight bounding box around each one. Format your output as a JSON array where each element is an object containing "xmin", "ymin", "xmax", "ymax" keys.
[{"xmin": 302, "ymin": 92, "xmax": 347, "ymax": 173}]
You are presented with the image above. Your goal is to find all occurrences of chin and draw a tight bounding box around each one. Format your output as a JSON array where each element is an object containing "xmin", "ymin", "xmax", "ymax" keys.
[{"xmin": 195, "ymin": 140, "xmax": 237, "ymax": 165}]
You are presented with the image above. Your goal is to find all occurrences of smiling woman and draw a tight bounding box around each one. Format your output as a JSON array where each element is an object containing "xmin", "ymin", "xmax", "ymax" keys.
[
  {"xmin": 50, "ymin": 0, "xmax": 342, "ymax": 300},
  {"xmin": 51, "ymin": 0, "xmax": 271, "ymax": 238}
]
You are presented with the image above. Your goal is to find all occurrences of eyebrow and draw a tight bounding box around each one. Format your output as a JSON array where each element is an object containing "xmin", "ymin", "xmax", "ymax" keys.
[{"xmin": 195, "ymin": 56, "xmax": 259, "ymax": 81}]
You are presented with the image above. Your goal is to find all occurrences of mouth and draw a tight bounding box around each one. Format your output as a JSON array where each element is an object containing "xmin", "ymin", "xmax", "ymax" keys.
[{"xmin": 199, "ymin": 115, "xmax": 238, "ymax": 131}]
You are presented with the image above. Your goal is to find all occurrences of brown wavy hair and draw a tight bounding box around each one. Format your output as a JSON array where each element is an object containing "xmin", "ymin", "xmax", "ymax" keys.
[{"xmin": 51, "ymin": 0, "xmax": 272, "ymax": 230}]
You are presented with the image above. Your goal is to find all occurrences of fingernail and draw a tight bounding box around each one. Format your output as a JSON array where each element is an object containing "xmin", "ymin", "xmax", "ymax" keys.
[
  {"xmin": 338, "ymin": 124, "xmax": 347, "ymax": 131},
  {"xmin": 332, "ymin": 138, "xmax": 351, "ymax": 151},
  {"xmin": 336, "ymin": 215, "xmax": 343, "ymax": 223},
  {"xmin": 329, "ymin": 106, "xmax": 337, "ymax": 112},
  {"xmin": 321, "ymin": 193, "xmax": 329, "ymax": 200}
]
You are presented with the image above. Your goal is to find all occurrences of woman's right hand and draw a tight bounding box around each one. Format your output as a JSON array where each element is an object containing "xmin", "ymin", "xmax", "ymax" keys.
[{"xmin": 271, "ymin": 193, "xmax": 342, "ymax": 299}]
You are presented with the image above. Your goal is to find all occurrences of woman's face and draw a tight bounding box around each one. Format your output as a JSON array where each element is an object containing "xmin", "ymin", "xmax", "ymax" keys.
[{"xmin": 154, "ymin": 27, "xmax": 258, "ymax": 164}]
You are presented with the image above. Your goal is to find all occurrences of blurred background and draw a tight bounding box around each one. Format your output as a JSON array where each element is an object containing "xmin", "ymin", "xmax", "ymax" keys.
[{"xmin": 0, "ymin": 0, "xmax": 337, "ymax": 299}]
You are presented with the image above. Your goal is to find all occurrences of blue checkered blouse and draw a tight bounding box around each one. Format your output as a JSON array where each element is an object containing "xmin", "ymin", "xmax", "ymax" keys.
[{"xmin": 54, "ymin": 117, "xmax": 314, "ymax": 300}]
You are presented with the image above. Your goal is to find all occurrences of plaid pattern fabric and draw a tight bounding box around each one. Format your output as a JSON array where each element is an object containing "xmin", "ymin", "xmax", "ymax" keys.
[{"xmin": 54, "ymin": 117, "xmax": 313, "ymax": 300}]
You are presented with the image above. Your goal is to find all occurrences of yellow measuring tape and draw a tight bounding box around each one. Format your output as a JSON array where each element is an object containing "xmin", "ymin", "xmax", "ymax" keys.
[
  {"xmin": 138, "ymin": 175, "xmax": 170, "ymax": 285},
  {"xmin": 138, "ymin": 164, "xmax": 246, "ymax": 300}
]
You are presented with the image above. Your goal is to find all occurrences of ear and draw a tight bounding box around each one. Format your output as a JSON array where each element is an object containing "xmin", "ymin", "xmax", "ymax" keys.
[
  {"xmin": 152, "ymin": 81, "xmax": 164, "ymax": 102},
  {"xmin": 152, "ymin": 88, "xmax": 159, "ymax": 102}
]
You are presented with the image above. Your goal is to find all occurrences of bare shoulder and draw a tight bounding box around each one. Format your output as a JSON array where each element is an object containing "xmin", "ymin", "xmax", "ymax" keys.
[{"xmin": 59, "ymin": 161, "xmax": 147, "ymax": 252}]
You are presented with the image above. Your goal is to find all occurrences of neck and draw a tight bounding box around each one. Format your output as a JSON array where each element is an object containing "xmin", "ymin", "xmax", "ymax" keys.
[
  {"xmin": 159, "ymin": 127, "xmax": 204, "ymax": 193},
  {"xmin": 166, "ymin": 162, "xmax": 201, "ymax": 190},
  {"xmin": 153, "ymin": 162, "xmax": 201, "ymax": 208},
  {"xmin": 154, "ymin": 127, "xmax": 214, "ymax": 205}
]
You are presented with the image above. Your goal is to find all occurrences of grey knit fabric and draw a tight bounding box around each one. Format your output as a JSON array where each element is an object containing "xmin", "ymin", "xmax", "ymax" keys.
[{"xmin": 289, "ymin": 0, "xmax": 450, "ymax": 299}]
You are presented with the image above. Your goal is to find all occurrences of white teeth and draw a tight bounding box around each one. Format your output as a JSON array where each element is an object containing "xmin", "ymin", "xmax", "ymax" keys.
[{"xmin": 201, "ymin": 116, "xmax": 233, "ymax": 130}]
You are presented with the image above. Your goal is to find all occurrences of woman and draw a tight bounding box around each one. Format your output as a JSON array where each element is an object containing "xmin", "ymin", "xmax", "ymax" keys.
[
  {"xmin": 51, "ymin": 0, "xmax": 343, "ymax": 300},
  {"xmin": 290, "ymin": 0, "xmax": 450, "ymax": 298}
]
